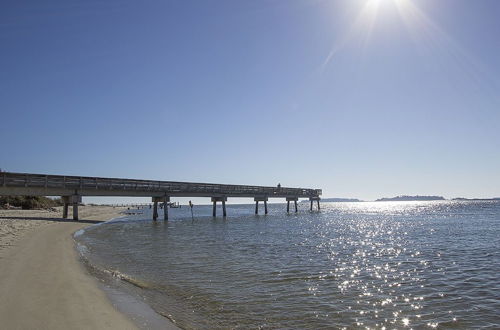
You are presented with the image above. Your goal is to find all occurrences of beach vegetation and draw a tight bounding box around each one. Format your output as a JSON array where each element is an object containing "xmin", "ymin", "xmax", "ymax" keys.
[{"xmin": 0, "ymin": 196, "xmax": 63, "ymax": 209}]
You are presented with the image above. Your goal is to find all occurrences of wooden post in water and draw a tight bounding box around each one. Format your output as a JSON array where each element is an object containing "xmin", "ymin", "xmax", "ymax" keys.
[
  {"xmin": 294, "ymin": 200, "xmax": 298, "ymax": 213},
  {"xmin": 310, "ymin": 199, "xmax": 313, "ymax": 211},
  {"xmin": 264, "ymin": 200, "xmax": 268, "ymax": 215},
  {"xmin": 255, "ymin": 201, "xmax": 259, "ymax": 214},
  {"xmin": 287, "ymin": 200, "xmax": 290, "ymax": 213},
  {"xmin": 213, "ymin": 200, "xmax": 216, "ymax": 217}
]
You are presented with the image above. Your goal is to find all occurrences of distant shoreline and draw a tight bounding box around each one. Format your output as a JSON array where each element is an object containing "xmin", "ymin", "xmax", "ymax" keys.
[
  {"xmin": 318, "ymin": 196, "xmax": 500, "ymax": 203},
  {"xmin": 376, "ymin": 195, "xmax": 445, "ymax": 202}
]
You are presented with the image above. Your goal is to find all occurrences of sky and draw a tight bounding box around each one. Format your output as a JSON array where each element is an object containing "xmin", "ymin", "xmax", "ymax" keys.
[{"xmin": 1, "ymin": 0, "xmax": 499, "ymax": 203}]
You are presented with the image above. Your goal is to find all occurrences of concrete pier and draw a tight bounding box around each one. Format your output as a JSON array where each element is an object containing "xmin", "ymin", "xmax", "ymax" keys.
[
  {"xmin": 286, "ymin": 197, "xmax": 298, "ymax": 213},
  {"xmin": 152, "ymin": 196, "xmax": 170, "ymax": 220},
  {"xmin": 153, "ymin": 201, "xmax": 158, "ymax": 220},
  {"xmin": 62, "ymin": 195, "xmax": 81, "ymax": 220},
  {"xmin": 254, "ymin": 197, "xmax": 268, "ymax": 215},
  {"xmin": 309, "ymin": 196, "xmax": 321, "ymax": 211},
  {"xmin": 211, "ymin": 197, "xmax": 227, "ymax": 217},
  {"xmin": 1, "ymin": 172, "xmax": 322, "ymax": 220}
]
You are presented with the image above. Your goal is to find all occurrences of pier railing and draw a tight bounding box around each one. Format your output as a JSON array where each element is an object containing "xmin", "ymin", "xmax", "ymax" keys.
[{"xmin": 1, "ymin": 172, "xmax": 322, "ymax": 198}]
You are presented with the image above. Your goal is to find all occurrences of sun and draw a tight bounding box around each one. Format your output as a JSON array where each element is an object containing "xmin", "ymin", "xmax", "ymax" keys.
[
  {"xmin": 322, "ymin": 0, "xmax": 437, "ymax": 69},
  {"xmin": 367, "ymin": 0, "xmax": 407, "ymax": 6},
  {"xmin": 322, "ymin": 0, "xmax": 477, "ymax": 89},
  {"xmin": 365, "ymin": 0, "xmax": 409, "ymax": 15}
]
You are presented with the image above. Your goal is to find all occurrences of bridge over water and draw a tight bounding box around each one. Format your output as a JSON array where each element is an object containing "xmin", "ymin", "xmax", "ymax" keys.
[{"xmin": 0, "ymin": 172, "xmax": 322, "ymax": 220}]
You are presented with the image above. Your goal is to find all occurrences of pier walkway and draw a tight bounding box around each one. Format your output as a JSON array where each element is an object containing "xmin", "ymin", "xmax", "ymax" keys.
[{"xmin": 0, "ymin": 172, "xmax": 321, "ymax": 220}]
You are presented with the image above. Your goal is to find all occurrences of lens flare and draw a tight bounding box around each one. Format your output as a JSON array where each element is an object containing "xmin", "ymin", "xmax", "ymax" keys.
[{"xmin": 322, "ymin": 0, "xmax": 487, "ymax": 90}]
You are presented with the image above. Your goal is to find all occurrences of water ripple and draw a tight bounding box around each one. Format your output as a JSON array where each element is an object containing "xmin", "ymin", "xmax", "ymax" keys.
[{"xmin": 76, "ymin": 201, "xmax": 500, "ymax": 329}]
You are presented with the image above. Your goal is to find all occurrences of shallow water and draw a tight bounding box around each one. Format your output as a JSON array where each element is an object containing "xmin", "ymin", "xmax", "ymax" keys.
[{"xmin": 76, "ymin": 201, "xmax": 500, "ymax": 329}]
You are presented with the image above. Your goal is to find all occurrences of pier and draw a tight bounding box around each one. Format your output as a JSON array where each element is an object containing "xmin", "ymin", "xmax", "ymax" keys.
[{"xmin": 0, "ymin": 172, "xmax": 321, "ymax": 220}]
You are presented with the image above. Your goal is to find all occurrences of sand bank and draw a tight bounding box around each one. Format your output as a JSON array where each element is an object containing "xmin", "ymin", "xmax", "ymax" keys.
[{"xmin": 0, "ymin": 206, "xmax": 137, "ymax": 329}]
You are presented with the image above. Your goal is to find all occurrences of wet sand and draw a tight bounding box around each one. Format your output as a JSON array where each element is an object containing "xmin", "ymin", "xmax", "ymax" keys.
[{"xmin": 0, "ymin": 206, "xmax": 137, "ymax": 329}]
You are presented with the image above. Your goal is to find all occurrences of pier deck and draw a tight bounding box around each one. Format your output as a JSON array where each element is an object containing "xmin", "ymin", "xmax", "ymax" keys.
[{"xmin": 0, "ymin": 172, "xmax": 322, "ymax": 220}]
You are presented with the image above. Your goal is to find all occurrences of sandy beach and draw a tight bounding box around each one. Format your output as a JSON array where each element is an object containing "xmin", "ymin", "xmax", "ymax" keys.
[{"xmin": 0, "ymin": 206, "xmax": 137, "ymax": 329}]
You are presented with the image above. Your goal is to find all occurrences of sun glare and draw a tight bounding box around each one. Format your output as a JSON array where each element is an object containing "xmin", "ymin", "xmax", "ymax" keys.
[{"xmin": 322, "ymin": 0, "xmax": 478, "ymax": 78}]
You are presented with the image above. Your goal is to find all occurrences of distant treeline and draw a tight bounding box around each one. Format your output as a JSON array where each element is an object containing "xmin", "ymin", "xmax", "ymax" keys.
[
  {"xmin": 320, "ymin": 198, "xmax": 363, "ymax": 203},
  {"xmin": 452, "ymin": 197, "xmax": 500, "ymax": 201},
  {"xmin": 0, "ymin": 196, "xmax": 63, "ymax": 209},
  {"xmin": 376, "ymin": 195, "xmax": 445, "ymax": 202}
]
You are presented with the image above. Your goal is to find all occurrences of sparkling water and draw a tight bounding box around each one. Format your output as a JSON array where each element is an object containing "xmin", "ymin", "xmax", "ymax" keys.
[{"xmin": 75, "ymin": 201, "xmax": 500, "ymax": 329}]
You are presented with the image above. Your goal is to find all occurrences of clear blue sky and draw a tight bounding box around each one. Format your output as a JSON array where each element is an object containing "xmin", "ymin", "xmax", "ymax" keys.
[{"xmin": 1, "ymin": 0, "xmax": 499, "ymax": 203}]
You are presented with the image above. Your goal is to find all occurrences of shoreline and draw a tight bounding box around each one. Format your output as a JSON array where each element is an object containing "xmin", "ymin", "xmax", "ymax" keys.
[
  {"xmin": 74, "ymin": 212, "xmax": 180, "ymax": 330},
  {"xmin": 0, "ymin": 206, "xmax": 173, "ymax": 329}
]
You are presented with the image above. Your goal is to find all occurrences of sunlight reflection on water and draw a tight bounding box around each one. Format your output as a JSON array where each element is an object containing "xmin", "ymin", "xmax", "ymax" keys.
[{"xmin": 76, "ymin": 201, "xmax": 500, "ymax": 329}]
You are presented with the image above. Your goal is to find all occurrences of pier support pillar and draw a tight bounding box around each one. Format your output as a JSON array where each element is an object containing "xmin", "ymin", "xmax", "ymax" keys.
[
  {"xmin": 71, "ymin": 195, "xmax": 81, "ymax": 221},
  {"xmin": 211, "ymin": 197, "xmax": 228, "ymax": 217},
  {"xmin": 222, "ymin": 199, "xmax": 227, "ymax": 217},
  {"xmin": 73, "ymin": 202, "xmax": 78, "ymax": 220},
  {"xmin": 254, "ymin": 197, "xmax": 268, "ymax": 215},
  {"xmin": 153, "ymin": 201, "xmax": 158, "ymax": 220},
  {"xmin": 286, "ymin": 197, "xmax": 298, "ymax": 213},
  {"xmin": 163, "ymin": 197, "xmax": 170, "ymax": 220},
  {"xmin": 62, "ymin": 196, "xmax": 70, "ymax": 219},
  {"xmin": 309, "ymin": 197, "xmax": 321, "ymax": 211},
  {"xmin": 152, "ymin": 196, "xmax": 170, "ymax": 220}
]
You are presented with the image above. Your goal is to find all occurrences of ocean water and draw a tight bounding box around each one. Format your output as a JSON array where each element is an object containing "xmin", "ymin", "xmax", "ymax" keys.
[{"xmin": 75, "ymin": 201, "xmax": 500, "ymax": 329}]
